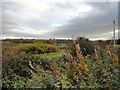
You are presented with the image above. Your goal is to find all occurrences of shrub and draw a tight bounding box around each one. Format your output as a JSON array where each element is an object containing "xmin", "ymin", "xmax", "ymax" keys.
[
  {"xmin": 2, "ymin": 70, "xmax": 27, "ymax": 88},
  {"xmin": 11, "ymin": 43, "xmax": 59, "ymax": 54},
  {"xmin": 48, "ymin": 40, "xmax": 119, "ymax": 88},
  {"xmin": 10, "ymin": 52, "xmax": 52, "ymax": 78},
  {"xmin": 76, "ymin": 37, "xmax": 95, "ymax": 56},
  {"xmin": 68, "ymin": 37, "xmax": 95, "ymax": 56}
]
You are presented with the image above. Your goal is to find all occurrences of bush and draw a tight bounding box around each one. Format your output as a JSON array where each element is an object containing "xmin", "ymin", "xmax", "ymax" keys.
[
  {"xmin": 39, "ymin": 41, "xmax": 119, "ymax": 88},
  {"xmin": 61, "ymin": 42, "xmax": 119, "ymax": 88},
  {"xmin": 11, "ymin": 43, "xmax": 59, "ymax": 54},
  {"xmin": 2, "ymin": 52, "xmax": 52, "ymax": 88},
  {"xmin": 68, "ymin": 37, "xmax": 95, "ymax": 56},
  {"xmin": 76, "ymin": 37, "xmax": 95, "ymax": 56},
  {"xmin": 2, "ymin": 70, "xmax": 27, "ymax": 88},
  {"xmin": 10, "ymin": 52, "xmax": 51, "ymax": 78}
]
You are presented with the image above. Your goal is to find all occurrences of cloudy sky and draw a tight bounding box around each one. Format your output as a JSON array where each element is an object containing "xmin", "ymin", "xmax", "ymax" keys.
[{"xmin": 1, "ymin": 0, "xmax": 119, "ymax": 40}]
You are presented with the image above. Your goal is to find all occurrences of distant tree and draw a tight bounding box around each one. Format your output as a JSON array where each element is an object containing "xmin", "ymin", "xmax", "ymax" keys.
[
  {"xmin": 69, "ymin": 37, "xmax": 94, "ymax": 56},
  {"xmin": 48, "ymin": 38, "xmax": 56, "ymax": 45},
  {"xmin": 76, "ymin": 37, "xmax": 89, "ymax": 42},
  {"xmin": 117, "ymin": 39, "xmax": 120, "ymax": 44}
]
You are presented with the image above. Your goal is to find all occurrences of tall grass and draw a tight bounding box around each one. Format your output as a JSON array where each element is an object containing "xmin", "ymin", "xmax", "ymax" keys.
[{"xmin": 56, "ymin": 40, "xmax": 119, "ymax": 88}]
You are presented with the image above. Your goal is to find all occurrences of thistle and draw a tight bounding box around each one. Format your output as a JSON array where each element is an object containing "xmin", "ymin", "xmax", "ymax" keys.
[
  {"xmin": 66, "ymin": 53, "xmax": 73, "ymax": 63},
  {"xmin": 94, "ymin": 48, "xmax": 100, "ymax": 63},
  {"xmin": 75, "ymin": 44, "xmax": 84, "ymax": 64},
  {"xmin": 64, "ymin": 63, "xmax": 70, "ymax": 74},
  {"xmin": 81, "ymin": 63, "xmax": 89, "ymax": 75},
  {"xmin": 75, "ymin": 43, "xmax": 89, "ymax": 75},
  {"xmin": 107, "ymin": 49, "xmax": 118, "ymax": 65},
  {"xmin": 110, "ymin": 54, "xmax": 118, "ymax": 65},
  {"xmin": 50, "ymin": 63, "xmax": 59, "ymax": 76}
]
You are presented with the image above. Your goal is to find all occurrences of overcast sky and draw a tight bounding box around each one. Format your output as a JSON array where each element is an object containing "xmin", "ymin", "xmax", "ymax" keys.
[{"xmin": 1, "ymin": 0, "xmax": 119, "ymax": 40}]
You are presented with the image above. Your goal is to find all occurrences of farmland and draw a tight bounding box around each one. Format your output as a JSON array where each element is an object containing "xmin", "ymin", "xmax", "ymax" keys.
[{"xmin": 1, "ymin": 38, "xmax": 120, "ymax": 89}]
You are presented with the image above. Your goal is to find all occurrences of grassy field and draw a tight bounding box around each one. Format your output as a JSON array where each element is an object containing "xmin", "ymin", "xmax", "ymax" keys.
[
  {"xmin": 39, "ymin": 45, "xmax": 66, "ymax": 59},
  {"xmin": 40, "ymin": 51, "xmax": 63, "ymax": 59},
  {"xmin": 56, "ymin": 45, "xmax": 68, "ymax": 49}
]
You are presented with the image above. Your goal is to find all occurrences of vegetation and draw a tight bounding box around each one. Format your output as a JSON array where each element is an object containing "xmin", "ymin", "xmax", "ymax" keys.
[
  {"xmin": 40, "ymin": 51, "xmax": 63, "ymax": 59},
  {"xmin": 7, "ymin": 43, "xmax": 59, "ymax": 54},
  {"xmin": 2, "ymin": 38, "xmax": 120, "ymax": 89}
]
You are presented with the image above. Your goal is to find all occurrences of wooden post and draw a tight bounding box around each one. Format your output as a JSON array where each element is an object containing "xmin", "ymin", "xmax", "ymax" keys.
[{"xmin": 113, "ymin": 20, "xmax": 115, "ymax": 46}]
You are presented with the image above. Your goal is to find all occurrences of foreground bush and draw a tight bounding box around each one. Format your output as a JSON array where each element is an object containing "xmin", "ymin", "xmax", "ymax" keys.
[
  {"xmin": 45, "ymin": 42, "xmax": 119, "ymax": 88},
  {"xmin": 2, "ymin": 52, "xmax": 52, "ymax": 88},
  {"xmin": 11, "ymin": 53, "xmax": 52, "ymax": 78},
  {"xmin": 2, "ymin": 72, "xmax": 27, "ymax": 88}
]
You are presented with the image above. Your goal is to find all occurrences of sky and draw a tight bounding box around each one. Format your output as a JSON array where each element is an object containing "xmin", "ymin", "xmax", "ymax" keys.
[{"xmin": 1, "ymin": 0, "xmax": 119, "ymax": 40}]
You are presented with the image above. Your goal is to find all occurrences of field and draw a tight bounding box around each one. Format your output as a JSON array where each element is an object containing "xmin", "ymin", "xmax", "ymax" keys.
[
  {"xmin": 2, "ymin": 38, "xmax": 120, "ymax": 89},
  {"xmin": 40, "ymin": 51, "xmax": 63, "ymax": 59}
]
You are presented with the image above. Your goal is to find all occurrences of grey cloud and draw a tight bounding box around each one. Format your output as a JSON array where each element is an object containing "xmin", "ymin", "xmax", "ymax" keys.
[
  {"xmin": 25, "ymin": 19, "xmax": 51, "ymax": 30},
  {"xmin": 48, "ymin": 2, "xmax": 118, "ymax": 39},
  {"xmin": 2, "ymin": 2, "xmax": 118, "ymax": 40},
  {"xmin": 2, "ymin": 2, "xmax": 51, "ymax": 37},
  {"xmin": 54, "ymin": 1, "xmax": 74, "ymax": 9}
]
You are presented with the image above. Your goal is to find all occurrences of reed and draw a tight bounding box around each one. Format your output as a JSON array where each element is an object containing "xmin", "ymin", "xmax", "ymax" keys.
[{"xmin": 64, "ymin": 40, "xmax": 89, "ymax": 83}]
